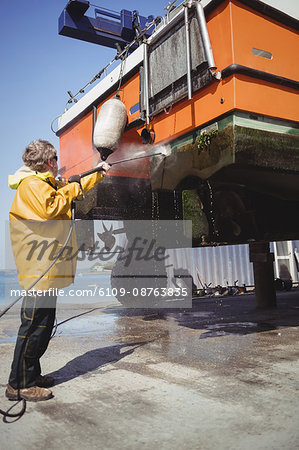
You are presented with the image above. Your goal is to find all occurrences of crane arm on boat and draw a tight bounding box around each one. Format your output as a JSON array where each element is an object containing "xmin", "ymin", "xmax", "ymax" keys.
[{"xmin": 58, "ymin": 0, "xmax": 155, "ymax": 51}]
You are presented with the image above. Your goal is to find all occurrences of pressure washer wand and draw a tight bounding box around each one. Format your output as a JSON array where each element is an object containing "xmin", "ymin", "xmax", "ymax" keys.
[
  {"xmin": 68, "ymin": 152, "xmax": 163, "ymax": 182},
  {"xmin": 111, "ymin": 152, "xmax": 163, "ymax": 166}
]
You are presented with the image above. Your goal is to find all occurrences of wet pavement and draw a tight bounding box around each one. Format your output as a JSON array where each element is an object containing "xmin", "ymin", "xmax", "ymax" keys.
[{"xmin": 0, "ymin": 290, "xmax": 299, "ymax": 449}]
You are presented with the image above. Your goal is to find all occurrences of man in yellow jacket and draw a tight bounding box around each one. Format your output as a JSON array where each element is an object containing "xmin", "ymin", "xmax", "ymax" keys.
[{"xmin": 6, "ymin": 139, "xmax": 110, "ymax": 402}]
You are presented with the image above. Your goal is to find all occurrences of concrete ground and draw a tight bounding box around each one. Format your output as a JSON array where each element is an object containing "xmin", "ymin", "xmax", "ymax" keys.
[{"xmin": 0, "ymin": 290, "xmax": 298, "ymax": 450}]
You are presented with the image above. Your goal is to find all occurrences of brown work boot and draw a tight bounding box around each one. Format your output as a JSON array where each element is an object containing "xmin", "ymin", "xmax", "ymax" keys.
[
  {"xmin": 5, "ymin": 384, "xmax": 53, "ymax": 402},
  {"xmin": 36, "ymin": 374, "xmax": 54, "ymax": 387}
]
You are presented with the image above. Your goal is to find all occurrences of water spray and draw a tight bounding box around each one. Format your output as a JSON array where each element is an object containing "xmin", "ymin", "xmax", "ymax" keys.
[{"xmin": 68, "ymin": 146, "xmax": 171, "ymax": 182}]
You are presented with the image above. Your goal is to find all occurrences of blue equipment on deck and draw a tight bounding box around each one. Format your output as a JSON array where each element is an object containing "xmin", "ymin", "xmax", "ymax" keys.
[{"xmin": 58, "ymin": 0, "xmax": 155, "ymax": 50}]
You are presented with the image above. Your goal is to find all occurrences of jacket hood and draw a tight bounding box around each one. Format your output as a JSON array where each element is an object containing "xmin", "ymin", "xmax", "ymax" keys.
[{"xmin": 8, "ymin": 165, "xmax": 53, "ymax": 189}]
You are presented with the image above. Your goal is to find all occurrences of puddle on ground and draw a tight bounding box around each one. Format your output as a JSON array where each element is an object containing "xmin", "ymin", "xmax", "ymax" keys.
[
  {"xmin": 189, "ymin": 311, "xmax": 214, "ymax": 317},
  {"xmin": 54, "ymin": 313, "xmax": 118, "ymax": 338},
  {"xmin": 0, "ymin": 328, "xmax": 19, "ymax": 343},
  {"xmin": 0, "ymin": 314, "xmax": 119, "ymax": 343},
  {"xmin": 0, "ymin": 337, "xmax": 16, "ymax": 343},
  {"xmin": 200, "ymin": 322, "xmax": 276, "ymax": 339}
]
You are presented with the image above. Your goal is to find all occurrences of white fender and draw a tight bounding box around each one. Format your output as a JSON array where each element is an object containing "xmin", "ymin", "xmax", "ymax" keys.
[{"xmin": 93, "ymin": 96, "xmax": 127, "ymax": 154}]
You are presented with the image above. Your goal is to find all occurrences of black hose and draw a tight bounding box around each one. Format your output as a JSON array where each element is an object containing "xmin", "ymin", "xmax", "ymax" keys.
[{"xmin": 0, "ymin": 399, "xmax": 26, "ymax": 420}]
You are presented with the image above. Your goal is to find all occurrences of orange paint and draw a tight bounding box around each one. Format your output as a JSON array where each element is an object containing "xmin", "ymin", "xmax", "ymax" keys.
[
  {"xmin": 151, "ymin": 78, "xmax": 235, "ymax": 144},
  {"xmin": 59, "ymin": 110, "xmax": 96, "ymax": 179},
  {"xmin": 235, "ymin": 75, "xmax": 299, "ymax": 122},
  {"xmin": 108, "ymin": 128, "xmax": 150, "ymax": 179},
  {"xmin": 205, "ymin": 0, "xmax": 234, "ymax": 69},
  {"xmin": 231, "ymin": 0, "xmax": 299, "ymax": 81}
]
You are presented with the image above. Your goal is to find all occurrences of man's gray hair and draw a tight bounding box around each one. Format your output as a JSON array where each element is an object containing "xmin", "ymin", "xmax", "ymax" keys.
[{"xmin": 22, "ymin": 140, "xmax": 57, "ymax": 172}]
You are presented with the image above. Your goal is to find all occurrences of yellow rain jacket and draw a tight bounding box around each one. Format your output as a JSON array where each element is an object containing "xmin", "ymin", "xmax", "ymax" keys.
[{"xmin": 9, "ymin": 165, "xmax": 104, "ymax": 291}]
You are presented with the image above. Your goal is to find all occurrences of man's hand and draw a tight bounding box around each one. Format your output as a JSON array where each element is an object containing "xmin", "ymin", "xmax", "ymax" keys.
[{"xmin": 97, "ymin": 161, "xmax": 111, "ymax": 175}]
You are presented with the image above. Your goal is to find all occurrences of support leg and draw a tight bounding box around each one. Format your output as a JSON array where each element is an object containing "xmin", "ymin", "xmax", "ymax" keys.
[{"xmin": 249, "ymin": 242, "xmax": 277, "ymax": 308}]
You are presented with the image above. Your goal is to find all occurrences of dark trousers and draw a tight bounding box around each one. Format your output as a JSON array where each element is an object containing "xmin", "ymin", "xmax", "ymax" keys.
[{"xmin": 8, "ymin": 293, "xmax": 57, "ymax": 389}]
